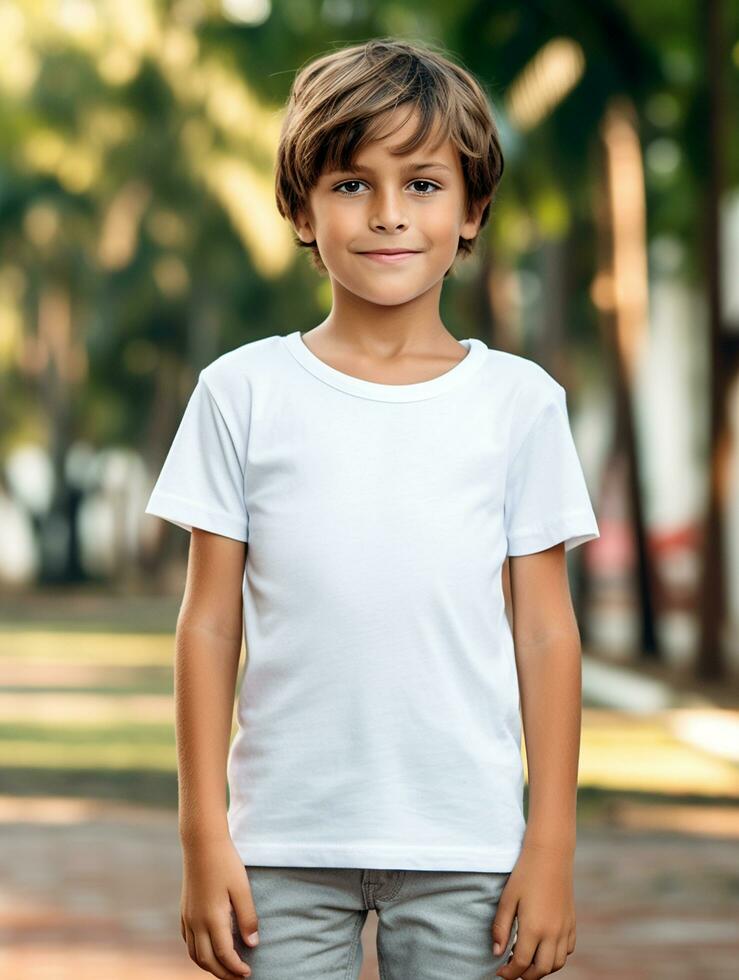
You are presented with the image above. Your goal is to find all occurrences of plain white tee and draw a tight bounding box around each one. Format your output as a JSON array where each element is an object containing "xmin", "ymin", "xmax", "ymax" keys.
[{"xmin": 145, "ymin": 331, "xmax": 600, "ymax": 872}]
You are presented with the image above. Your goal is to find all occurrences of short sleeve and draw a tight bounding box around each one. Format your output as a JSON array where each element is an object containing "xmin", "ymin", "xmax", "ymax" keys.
[
  {"xmin": 504, "ymin": 383, "xmax": 599, "ymax": 556},
  {"xmin": 144, "ymin": 371, "xmax": 249, "ymax": 542}
]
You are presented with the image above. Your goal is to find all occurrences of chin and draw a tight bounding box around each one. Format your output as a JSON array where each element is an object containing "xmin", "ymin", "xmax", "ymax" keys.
[{"xmin": 352, "ymin": 281, "xmax": 431, "ymax": 306}]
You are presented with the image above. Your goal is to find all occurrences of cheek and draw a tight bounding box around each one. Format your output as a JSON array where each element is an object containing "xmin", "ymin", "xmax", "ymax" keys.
[
  {"xmin": 423, "ymin": 200, "xmax": 463, "ymax": 239},
  {"xmin": 316, "ymin": 205, "xmax": 358, "ymax": 244}
]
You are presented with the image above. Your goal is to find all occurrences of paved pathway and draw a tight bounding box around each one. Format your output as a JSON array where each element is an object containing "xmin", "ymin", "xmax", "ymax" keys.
[
  {"xmin": 0, "ymin": 795, "xmax": 736, "ymax": 980},
  {"xmin": 1, "ymin": 591, "xmax": 737, "ymax": 977}
]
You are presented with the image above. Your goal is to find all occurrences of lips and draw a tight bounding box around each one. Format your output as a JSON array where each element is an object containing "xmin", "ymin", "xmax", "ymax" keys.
[{"xmin": 359, "ymin": 250, "xmax": 421, "ymax": 264}]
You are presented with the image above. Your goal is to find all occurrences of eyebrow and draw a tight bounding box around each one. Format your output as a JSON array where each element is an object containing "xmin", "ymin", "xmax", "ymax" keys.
[{"xmin": 325, "ymin": 161, "xmax": 452, "ymax": 175}]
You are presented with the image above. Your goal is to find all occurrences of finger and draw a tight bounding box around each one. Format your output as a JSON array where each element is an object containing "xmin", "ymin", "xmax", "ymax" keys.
[
  {"xmin": 495, "ymin": 929, "xmax": 537, "ymax": 979},
  {"xmin": 551, "ymin": 937, "xmax": 569, "ymax": 973},
  {"xmin": 491, "ymin": 902, "xmax": 516, "ymax": 956},
  {"xmin": 522, "ymin": 937, "xmax": 555, "ymax": 979},
  {"xmin": 195, "ymin": 926, "xmax": 250, "ymax": 980},
  {"xmin": 211, "ymin": 913, "xmax": 255, "ymax": 978},
  {"xmin": 231, "ymin": 891, "xmax": 260, "ymax": 950},
  {"xmin": 185, "ymin": 924, "xmax": 196, "ymax": 963}
]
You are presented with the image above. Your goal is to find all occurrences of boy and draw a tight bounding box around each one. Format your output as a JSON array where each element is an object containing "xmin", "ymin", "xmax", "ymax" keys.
[{"xmin": 145, "ymin": 38, "xmax": 599, "ymax": 980}]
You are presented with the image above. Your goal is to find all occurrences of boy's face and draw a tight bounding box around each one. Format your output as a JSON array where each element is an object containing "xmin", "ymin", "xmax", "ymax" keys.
[{"xmin": 294, "ymin": 108, "xmax": 490, "ymax": 306}]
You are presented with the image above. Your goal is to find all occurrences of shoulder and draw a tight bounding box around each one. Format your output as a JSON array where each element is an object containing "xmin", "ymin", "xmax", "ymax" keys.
[
  {"xmin": 481, "ymin": 347, "xmax": 565, "ymax": 409},
  {"xmin": 187, "ymin": 335, "xmax": 285, "ymax": 435},
  {"xmin": 198, "ymin": 334, "xmax": 284, "ymax": 396},
  {"xmin": 479, "ymin": 350, "xmax": 570, "ymax": 464}
]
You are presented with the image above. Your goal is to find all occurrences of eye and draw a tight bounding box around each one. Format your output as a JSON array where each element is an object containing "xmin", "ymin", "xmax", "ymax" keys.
[
  {"xmin": 334, "ymin": 180, "xmax": 367, "ymax": 196},
  {"xmin": 408, "ymin": 180, "xmax": 441, "ymax": 196},
  {"xmin": 333, "ymin": 179, "xmax": 442, "ymax": 197}
]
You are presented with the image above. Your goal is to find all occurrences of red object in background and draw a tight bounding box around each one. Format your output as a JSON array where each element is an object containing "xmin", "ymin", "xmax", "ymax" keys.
[
  {"xmin": 584, "ymin": 516, "xmax": 634, "ymax": 577},
  {"xmin": 582, "ymin": 516, "xmax": 702, "ymax": 616},
  {"xmin": 649, "ymin": 522, "xmax": 703, "ymax": 613}
]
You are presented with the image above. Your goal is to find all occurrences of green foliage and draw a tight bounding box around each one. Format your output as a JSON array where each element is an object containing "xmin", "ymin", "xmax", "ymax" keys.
[{"xmin": 1, "ymin": 0, "xmax": 736, "ymax": 577}]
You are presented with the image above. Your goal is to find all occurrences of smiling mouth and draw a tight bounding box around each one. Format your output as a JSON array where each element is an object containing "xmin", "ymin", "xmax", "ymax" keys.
[{"xmin": 358, "ymin": 251, "xmax": 420, "ymax": 263}]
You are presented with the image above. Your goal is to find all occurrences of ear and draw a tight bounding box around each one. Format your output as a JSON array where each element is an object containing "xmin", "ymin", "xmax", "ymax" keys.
[
  {"xmin": 459, "ymin": 195, "xmax": 492, "ymax": 242},
  {"xmin": 293, "ymin": 205, "xmax": 317, "ymax": 244},
  {"xmin": 293, "ymin": 202, "xmax": 316, "ymax": 244}
]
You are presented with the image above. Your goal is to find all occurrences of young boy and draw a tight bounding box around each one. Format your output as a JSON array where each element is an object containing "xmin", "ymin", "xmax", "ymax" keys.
[{"xmin": 145, "ymin": 38, "xmax": 599, "ymax": 980}]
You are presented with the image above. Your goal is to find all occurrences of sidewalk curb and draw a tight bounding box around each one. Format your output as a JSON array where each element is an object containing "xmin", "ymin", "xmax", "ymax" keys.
[
  {"xmin": 581, "ymin": 654, "xmax": 710, "ymax": 713},
  {"xmin": 582, "ymin": 653, "xmax": 739, "ymax": 766}
]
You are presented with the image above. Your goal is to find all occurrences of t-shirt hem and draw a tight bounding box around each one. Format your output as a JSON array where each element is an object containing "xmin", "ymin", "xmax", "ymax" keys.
[
  {"xmin": 145, "ymin": 490, "xmax": 248, "ymax": 542},
  {"xmin": 506, "ymin": 511, "xmax": 600, "ymax": 556},
  {"xmin": 230, "ymin": 840, "xmax": 524, "ymax": 872}
]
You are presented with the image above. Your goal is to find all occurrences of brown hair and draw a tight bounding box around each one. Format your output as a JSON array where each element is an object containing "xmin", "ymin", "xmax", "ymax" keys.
[{"xmin": 274, "ymin": 37, "xmax": 505, "ymax": 277}]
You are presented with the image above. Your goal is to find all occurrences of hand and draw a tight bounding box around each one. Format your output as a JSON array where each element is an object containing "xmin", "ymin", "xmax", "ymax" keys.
[
  {"xmin": 491, "ymin": 842, "xmax": 576, "ymax": 979},
  {"xmin": 180, "ymin": 834, "xmax": 260, "ymax": 979}
]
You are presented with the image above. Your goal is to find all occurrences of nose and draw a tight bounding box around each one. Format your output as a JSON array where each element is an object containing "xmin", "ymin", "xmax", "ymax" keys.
[
  {"xmin": 369, "ymin": 192, "xmax": 409, "ymax": 232},
  {"xmin": 372, "ymin": 219, "xmax": 408, "ymax": 231}
]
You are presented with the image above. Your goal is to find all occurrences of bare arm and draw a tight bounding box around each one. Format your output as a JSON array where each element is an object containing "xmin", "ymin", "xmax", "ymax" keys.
[
  {"xmin": 493, "ymin": 542, "xmax": 580, "ymax": 979},
  {"xmin": 508, "ymin": 541, "xmax": 581, "ymax": 854},
  {"xmin": 176, "ymin": 528, "xmax": 258, "ymax": 979},
  {"xmin": 176, "ymin": 528, "xmax": 246, "ymax": 844}
]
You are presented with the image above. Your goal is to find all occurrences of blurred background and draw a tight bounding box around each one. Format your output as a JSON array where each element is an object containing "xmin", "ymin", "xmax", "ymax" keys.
[{"xmin": 1, "ymin": 1, "xmax": 738, "ymax": 978}]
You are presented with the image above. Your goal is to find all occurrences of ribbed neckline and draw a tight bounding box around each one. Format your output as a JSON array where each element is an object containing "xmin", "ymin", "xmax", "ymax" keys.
[{"xmin": 280, "ymin": 331, "xmax": 488, "ymax": 403}]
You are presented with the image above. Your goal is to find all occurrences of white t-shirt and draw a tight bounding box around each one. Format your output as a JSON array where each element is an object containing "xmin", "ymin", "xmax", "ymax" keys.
[{"xmin": 145, "ymin": 331, "xmax": 600, "ymax": 872}]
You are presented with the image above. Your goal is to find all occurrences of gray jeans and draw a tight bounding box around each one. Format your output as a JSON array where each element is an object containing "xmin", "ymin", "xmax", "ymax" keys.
[{"xmin": 231, "ymin": 865, "xmax": 519, "ymax": 979}]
